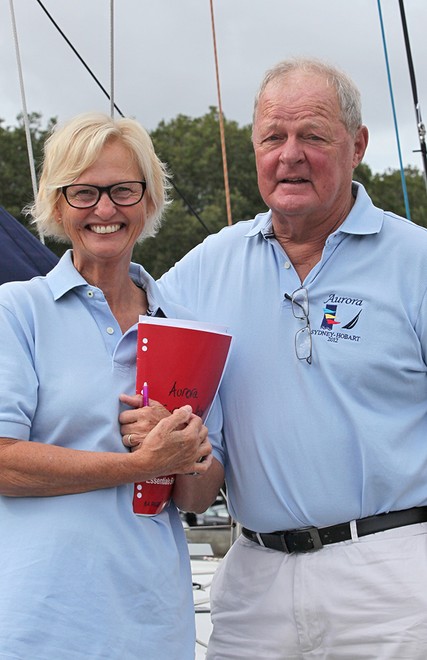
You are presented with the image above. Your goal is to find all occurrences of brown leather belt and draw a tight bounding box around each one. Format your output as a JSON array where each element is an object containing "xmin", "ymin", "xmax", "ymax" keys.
[{"xmin": 242, "ymin": 507, "xmax": 427, "ymax": 554}]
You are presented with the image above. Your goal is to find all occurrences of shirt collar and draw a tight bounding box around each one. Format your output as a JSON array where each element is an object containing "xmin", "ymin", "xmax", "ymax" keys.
[
  {"xmin": 337, "ymin": 182, "xmax": 383, "ymax": 236},
  {"xmin": 244, "ymin": 182, "xmax": 383, "ymax": 240},
  {"xmin": 46, "ymin": 250, "xmax": 87, "ymax": 300},
  {"xmin": 46, "ymin": 249, "xmax": 163, "ymax": 315},
  {"xmin": 245, "ymin": 210, "xmax": 274, "ymax": 238}
]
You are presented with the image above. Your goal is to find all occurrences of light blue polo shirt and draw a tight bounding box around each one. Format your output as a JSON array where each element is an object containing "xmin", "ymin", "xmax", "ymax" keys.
[
  {"xmin": 0, "ymin": 251, "xmax": 198, "ymax": 659},
  {"xmin": 158, "ymin": 183, "xmax": 427, "ymax": 532}
]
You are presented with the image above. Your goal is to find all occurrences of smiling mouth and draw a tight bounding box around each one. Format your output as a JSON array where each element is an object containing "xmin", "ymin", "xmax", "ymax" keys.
[
  {"xmin": 88, "ymin": 223, "xmax": 123, "ymax": 234},
  {"xmin": 280, "ymin": 178, "xmax": 309, "ymax": 184}
]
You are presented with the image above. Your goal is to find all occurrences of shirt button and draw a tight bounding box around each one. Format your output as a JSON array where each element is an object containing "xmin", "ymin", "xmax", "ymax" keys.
[
  {"xmin": 106, "ymin": 327, "xmax": 115, "ymax": 335},
  {"xmin": 284, "ymin": 261, "xmax": 291, "ymax": 269},
  {"xmin": 87, "ymin": 290, "xmax": 94, "ymax": 297}
]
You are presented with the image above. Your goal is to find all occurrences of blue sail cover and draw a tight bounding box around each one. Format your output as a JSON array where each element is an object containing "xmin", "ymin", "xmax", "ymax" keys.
[{"xmin": 0, "ymin": 206, "xmax": 58, "ymax": 284}]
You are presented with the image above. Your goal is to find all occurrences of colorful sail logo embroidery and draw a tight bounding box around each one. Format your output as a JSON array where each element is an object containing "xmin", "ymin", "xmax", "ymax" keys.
[{"xmin": 321, "ymin": 305, "xmax": 340, "ymax": 330}]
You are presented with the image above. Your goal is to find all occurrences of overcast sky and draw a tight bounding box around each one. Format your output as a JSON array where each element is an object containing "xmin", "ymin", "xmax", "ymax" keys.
[{"xmin": 1, "ymin": 0, "xmax": 426, "ymax": 175}]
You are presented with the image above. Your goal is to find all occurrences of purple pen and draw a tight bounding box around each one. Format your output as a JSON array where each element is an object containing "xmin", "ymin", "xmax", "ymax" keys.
[{"xmin": 142, "ymin": 381, "xmax": 149, "ymax": 407}]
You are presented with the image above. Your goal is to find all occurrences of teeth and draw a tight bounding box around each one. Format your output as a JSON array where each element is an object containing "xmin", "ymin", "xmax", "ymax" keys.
[{"xmin": 90, "ymin": 224, "xmax": 121, "ymax": 234}]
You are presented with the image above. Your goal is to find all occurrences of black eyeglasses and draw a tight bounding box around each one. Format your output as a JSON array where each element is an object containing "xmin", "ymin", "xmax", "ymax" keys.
[
  {"xmin": 284, "ymin": 287, "xmax": 312, "ymax": 364},
  {"xmin": 61, "ymin": 181, "xmax": 146, "ymax": 209}
]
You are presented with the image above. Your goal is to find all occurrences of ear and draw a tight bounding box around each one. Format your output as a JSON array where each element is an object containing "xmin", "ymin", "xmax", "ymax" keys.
[
  {"xmin": 53, "ymin": 203, "xmax": 63, "ymax": 225},
  {"xmin": 352, "ymin": 125, "xmax": 369, "ymax": 168}
]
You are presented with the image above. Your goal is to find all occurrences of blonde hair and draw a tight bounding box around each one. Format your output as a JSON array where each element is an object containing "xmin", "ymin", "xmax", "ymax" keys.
[
  {"xmin": 253, "ymin": 57, "xmax": 363, "ymax": 136},
  {"xmin": 29, "ymin": 112, "xmax": 170, "ymax": 242}
]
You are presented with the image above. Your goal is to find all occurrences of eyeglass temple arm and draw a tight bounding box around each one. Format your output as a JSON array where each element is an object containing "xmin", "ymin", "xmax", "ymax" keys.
[{"xmin": 285, "ymin": 292, "xmax": 307, "ymax": 317}]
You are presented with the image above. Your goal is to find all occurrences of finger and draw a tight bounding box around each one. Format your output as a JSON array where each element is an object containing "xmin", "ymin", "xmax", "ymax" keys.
[
  {"xmin": 120, "ymin": 393, "xmax": 168, "ymax": 408},
  {"xmin": 119, "ymin": 393, "xmax": 143, "ymax": 409},
  {"xmin": 182, "ymin": 415, "xmax": 207, "ymax": 439},
  {"xmin": 120, "ymin": 403, "xmax": 170, "ymax": 427},
  {"xmin": 122, "ymin": 433, "xmax": 142, "ymax": 448},
  {"xmin": 167, "ymin": 405, "xmax": 193, "ymax": 428},
  {"xmin": 186, "ymin": 453, "xmax": 214, "ymax": 476},
  {"xmin": 198, "ymin": 437, "xmax": 212, "ymax": 461},
  {"xmin": 119, "ymin": 395, "xmax": 165, "ymax": 409},
  {"xmin": 199, "ymin": 424, "xmax": 209, "ymax": 442}
]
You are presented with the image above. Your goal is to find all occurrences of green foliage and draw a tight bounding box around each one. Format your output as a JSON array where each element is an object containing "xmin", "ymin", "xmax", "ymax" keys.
[
  {"xmin": 0, "ymin": 113, "xmax": 53, "ymax": 225},
  {"xmin": 354, "ymin": 162, "xmax": 427, "ymax": 228},
  {"xmin": 0, "ymin": 110, "xmax": 426, "ymax": 277},
  {"xmin": 150, "ymin": 107, "xmax": 264, "ymax": 220},
  {"xmin": 0, "ymin": 113, "xmax": 67, "ymax": 258},
  {"xmin": 142, "ymin": 107, "xmax": 265, "ymax": 277},
  {"xmin": 133, "ymin": 199, "xmax": 210, "ymax": 279}
]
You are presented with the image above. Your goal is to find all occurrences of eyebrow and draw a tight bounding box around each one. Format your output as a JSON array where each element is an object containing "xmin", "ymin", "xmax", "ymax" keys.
[{"xmin": 259, "ymin": 118, "xmax": 328, "ymax": 137}]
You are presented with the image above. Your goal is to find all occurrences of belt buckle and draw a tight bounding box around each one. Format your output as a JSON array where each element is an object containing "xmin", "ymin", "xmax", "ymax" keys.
[
  {"xmin": 256, "ymin": 532, "xmax": 290, "ymax": 553},
  {"xmin": 293, "ymin": 526, "xmax": 323, "ymax": 552}
]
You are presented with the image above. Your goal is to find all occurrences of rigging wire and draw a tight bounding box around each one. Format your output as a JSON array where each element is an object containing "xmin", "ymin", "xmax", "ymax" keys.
[
  {"xmin": 34, "ymin": 0, "xmax": 211, "ymax": 235},
  {"xmin": 209, "ymin": 0, "xmax": 233, "ymax": 226},
  {"xmin": 109, "ymin": 0, "xmax": 115, "ymax": 119},
  {"xmin": 8, "ymin": 0, "xmax": 45, "ymax": 243},
  {"xmin": 398, "ymin": 0, "xmax": 427, "ymax": 194},
  {"xmin": 34, "ymin": 0, "xmax": 124, "ymax": 117},
  {"xmin": 376, "ymin": 0, "xmax": 411, "ymax": 220}
]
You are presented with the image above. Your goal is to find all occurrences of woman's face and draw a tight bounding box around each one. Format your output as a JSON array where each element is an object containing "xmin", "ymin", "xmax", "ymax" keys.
[{"xmin": 56, "ymin": 140, "xmax": 146, "ymax": 272}]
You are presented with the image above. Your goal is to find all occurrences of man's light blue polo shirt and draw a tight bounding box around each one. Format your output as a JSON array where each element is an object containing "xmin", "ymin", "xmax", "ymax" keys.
[
  {"xmin": 0, "ymin": 251, "xmax": 197, "ymax": 659},
  {"xmin": 158, "ymin": 183, "xmax": 427, "ymax": 532}
]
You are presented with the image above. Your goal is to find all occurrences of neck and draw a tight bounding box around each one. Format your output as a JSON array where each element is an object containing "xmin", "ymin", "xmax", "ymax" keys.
[{"xmin": 272, "ymin": 198, "xmax": 354, "ymax": 282}]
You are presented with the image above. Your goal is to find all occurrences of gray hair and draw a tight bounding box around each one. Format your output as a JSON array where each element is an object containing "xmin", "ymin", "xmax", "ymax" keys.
[
  {"xmin": 28, "ymin": 112, "xmax": 171, "ymax": 243},
  {"xmin": 253, "ymin": 57, "xmax": 363, "ymax": 136}
]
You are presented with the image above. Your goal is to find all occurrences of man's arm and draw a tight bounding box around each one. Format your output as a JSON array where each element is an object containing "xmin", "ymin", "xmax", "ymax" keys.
[{"xmin": 172, "ymin": 457, "xmax": 225, "ymax": 513}]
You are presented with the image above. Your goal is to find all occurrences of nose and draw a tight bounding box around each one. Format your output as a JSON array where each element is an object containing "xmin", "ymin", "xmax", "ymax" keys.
[
  {"xmin": 279, "ymin": 136, "xmax": 305, "ymax": 164},
  {"xmin": 94, "ymin": 191, "xmax": 117, "ymax": 219}
]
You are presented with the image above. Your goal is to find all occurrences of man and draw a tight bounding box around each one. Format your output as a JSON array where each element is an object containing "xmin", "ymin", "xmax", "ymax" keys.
[{"xmin": 159, "ymin": 58, "xmax": 427, "ymax": 658}]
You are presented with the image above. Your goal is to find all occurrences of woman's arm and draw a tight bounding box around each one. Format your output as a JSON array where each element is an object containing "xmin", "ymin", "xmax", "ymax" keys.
[{"xmin": 0, "ymin": 406, "xmax": 210, "ymax": 497}]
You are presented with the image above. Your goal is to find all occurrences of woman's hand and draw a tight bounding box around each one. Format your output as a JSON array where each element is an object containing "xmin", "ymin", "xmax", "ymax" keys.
[
  {"xmin": 128, "ymin": 405, "xmax": 212, "ymax": 477},
  {"xmin": 119, "ymin": 394, "xmax": 212, "ymax": 476},
  {"xmin": 119, "ymin": 394, "xmax": 170, "ymax": 449}
]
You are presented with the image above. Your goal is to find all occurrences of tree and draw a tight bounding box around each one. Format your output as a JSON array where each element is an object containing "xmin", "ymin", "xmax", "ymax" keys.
[
  {"xmin": 0, "ymin": 113, "xmax": 67, "ymax": 258},
  {"xmin": 0, "ymin": 110, "xmax": 426, "ymax": 277},
  {"xmin": 138, "ymin": 107, "xmax": 265, "ymax": 276},
  {"xmin": 133, "ymin": 199, "xmax": 210, "ymax": 278},
  {"xmin": 0, "ymin": 113, "xmax": 53, "ymax": 226},
  {"xmin": 354, "ymin": 162, "xmax": 427, "ymax": 228}
]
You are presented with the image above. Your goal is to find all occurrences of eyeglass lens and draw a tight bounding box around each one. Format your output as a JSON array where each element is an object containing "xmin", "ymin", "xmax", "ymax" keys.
[
  {"xmin": 291, "ymin": 288, "xmax": 309, "ymax": 319},
  {"xmin": 64, "ymin": 181, "xmax": 145, "ymax": 208},
  {"xmin": 295, "ymin": 326, "xmax": 312, "ymax": 362}
]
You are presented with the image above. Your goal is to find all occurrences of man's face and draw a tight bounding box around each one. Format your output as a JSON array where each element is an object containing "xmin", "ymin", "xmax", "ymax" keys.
[{"xmin": 252, "ymin": 72, "xmax": 367, "ymax": 229}]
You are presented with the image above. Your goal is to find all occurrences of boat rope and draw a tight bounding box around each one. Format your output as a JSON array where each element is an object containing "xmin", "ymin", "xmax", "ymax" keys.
[
  {"xmin": 109, "ymin": 0, "xmax": 115, "ymax": 119},
  {"xmin": 209, "ymin": 0, "xmax": 233, "ymax": 226},
  {"xmin": 8, "ymin": 0, "xmax": 45, "ymax": 242},
  {"xmin": 398, "ymin": 0, "xmax": 427, "ymax": 194},
  {"xmin": 34, "ymin": 0, "xmax": 211, "ymax": 234},
  {"xmin": 376, "ymin": 0, "xmax": 411, "ymax": 220}
]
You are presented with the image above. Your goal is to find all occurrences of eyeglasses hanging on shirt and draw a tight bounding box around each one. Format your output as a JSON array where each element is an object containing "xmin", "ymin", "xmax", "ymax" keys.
[{"xmin": 284, "ymin": 287, "xmax": 312, "ymax": 364}]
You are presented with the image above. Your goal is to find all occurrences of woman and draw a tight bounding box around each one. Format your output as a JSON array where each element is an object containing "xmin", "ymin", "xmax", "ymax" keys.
[{"xmin": 0, "ymin": 112, "xmax": 216, "ymax": 659}]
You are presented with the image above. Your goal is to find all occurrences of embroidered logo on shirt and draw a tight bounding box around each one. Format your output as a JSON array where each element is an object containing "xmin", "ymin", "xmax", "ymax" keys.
[{"xmin": 312, "ymin": 294, "xmax": 363, "ymax": 344}]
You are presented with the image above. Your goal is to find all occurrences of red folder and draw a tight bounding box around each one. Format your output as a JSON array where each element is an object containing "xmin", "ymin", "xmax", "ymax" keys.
[{"xmin": 133, "ymin": 316, "xmax": 232, "ymax": 516}]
